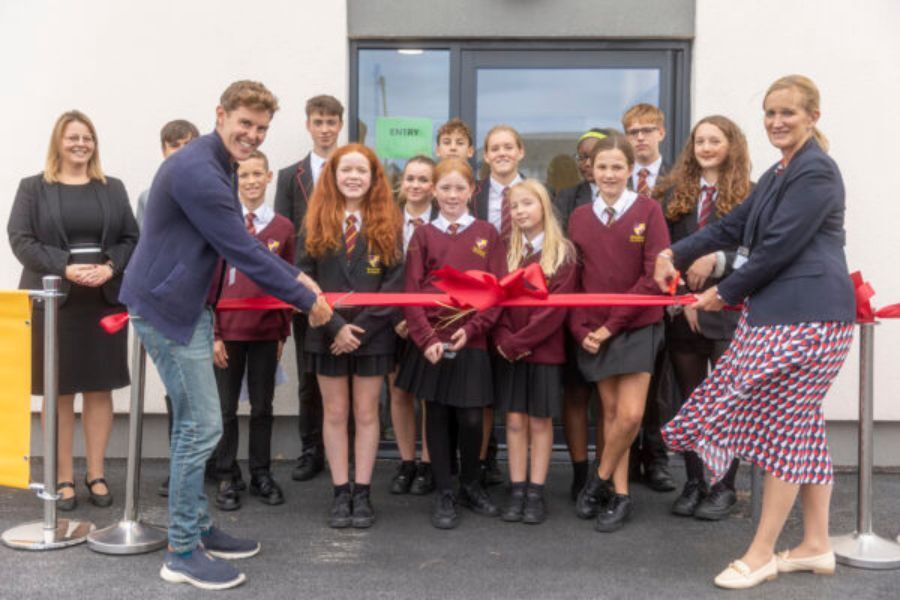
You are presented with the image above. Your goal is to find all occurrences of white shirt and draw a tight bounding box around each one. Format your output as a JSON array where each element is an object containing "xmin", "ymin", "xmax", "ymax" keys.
[
  {"xmin": 403, "ymin": 205, "xmax": 435, "ymax": 253},
  {"xmin": 487, "ymin": 175, "xmax": 523, "ymax": 233},
  {"xmin": 589, "ymin": 182, "xmax": 598, "ymax": 198},
  {"xmin": 310, "ymin": 151, "xmax": 327, "ymax": 185},
  {"xmin": 632, "ymin": 155, "xmax": 663, "ymax": 192},
  {"xmin": 342, "ymin": 209, "xmax": 363, "ymax": 233},
  {"xmin": 242, "ymin": 203, "xmax": 274, "ymax": 232},
  {"xmin": 432, "ymin": 212, "xmax": 475, "ymax": 235},
  {"xmin": 522, "ymin": 231, "xmax": 545, "ymax": 257},
  {"xmin": 593, "ymin": 189, "xmax": 638, "ymax": 225}
]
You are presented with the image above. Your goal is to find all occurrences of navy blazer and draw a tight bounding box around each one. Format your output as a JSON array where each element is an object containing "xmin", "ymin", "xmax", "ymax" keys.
[
  {"xmin": 471, "ymin": 174, "xmax": 526, "ymax": 223},
  {"xmin": 274, "ymin": 153, "xmax": 314, "ymax": 255},
  {"xmin": 671, "ymin": 139, "xmax": 855, "ymax": 326},
  {"xmin": 120, "ymin": 132, "xmax": 317, "ymax": 344},
  {"xmin": 8, "ymin": 174, "xmax": 139, "ymax": 307},
  {"xmin": 552, "ymin": 180, "xmax": 593, "ymax": 230}
]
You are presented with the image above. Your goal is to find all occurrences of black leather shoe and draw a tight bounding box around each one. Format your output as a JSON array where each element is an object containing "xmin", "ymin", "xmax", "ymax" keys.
[
  {"xmin": 594, "ymin": 494, "xmax": 633, "ymax": 532},
  {"xmin": 694, "ymin": 483, "xmax": 737, "ymax": 521},
  {"xmin": 292, "ymin": 449, "xmax": 325, "ymax": 482},
  {"xmin": 158, "ymin": 477, "xmax": 169, "ymax": 498},
  {"xmin": 250, "ymin": 473, "xmax": 285, "ymax": 506},
  {"xmin": 671, "ymin": 479, "xmax": 708, "ymax": 517},
  {"xmin": 480, "ymin": 456, "xmax": 504, "ymax": 487},
  {"xmin": 570, "ymin": 465, "xmax": 588, "ymax": 502},
  {"xmin": 390, "ymin": 462, "xmax": 417, "ymax": 495},
  {"xmin": 215, "ymin": 480, "xmax": 241, "ymax": 511},
  {"xmin": 458, "ymin": 481, "xmax": 500, "ymax": 517},
  {"xmin": 522, "ymin": 485, "xmax": 547, "ymax": 525},
  {"xmin": 85, "ymin": 476, "xmax": 114, "ymax": 508},
  {"xmin": 410, "ymin": 462, "xmax": 435, "ymax": 495},
  {"xmin": 644, "ymin": 463, "xmax": 676, "ymax": 492},
  {"xmin": 351, "ymin": 488, "xmax": 375, "ymax": 528},
  {"xmin": 431, "ymin": 489, "xmax": 459, "ymax": 529},
  {"xmin": 501, "ymin": 485, "xmax": 526, "ymax": 522},
  {"xmin": 575, "ymin": 469, "xmax": 612, "ymax": 520},
  {"xmin": 57, "ymin": 481, "xmax": 77, "ymax": 512},
  {"xmin": 329, "ymin": 489, "xmax": 352, "ymax": 528}
]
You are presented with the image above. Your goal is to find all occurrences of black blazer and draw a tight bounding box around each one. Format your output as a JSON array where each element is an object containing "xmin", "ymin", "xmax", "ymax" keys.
[
  {"xmin": 471, "ymin": 174, "xmax": 526, "ymax": 222},
  {"xmin": 672, "ymin": 139, "xmax": 855, "ymax": 326},
  {"xmin": 296, "ymin": 229, "xmax": 404, "ymax": 355},
  {"xmin": 552, "ymin": 180, "xmax": 593, "ymax": 230},
  {"xmin": 663, "ymin": 187, "xmax": 741, "ymax": 340},
  {"xmin": 274, "ymin": 154, "xmax": 314, "ymax": 250},
  {"xmin": 7, "ymin": 174, "xmax": 139, "ymax": 306}
]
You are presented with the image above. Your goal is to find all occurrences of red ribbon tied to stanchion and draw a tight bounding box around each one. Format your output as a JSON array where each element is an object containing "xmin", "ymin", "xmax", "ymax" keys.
[{"xmin": 852, "ymin": 271, "xmax": 900, "ymax": 323}]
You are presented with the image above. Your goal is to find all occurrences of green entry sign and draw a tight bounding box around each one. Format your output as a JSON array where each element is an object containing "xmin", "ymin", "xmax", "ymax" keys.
[{"xmin": 375, "ymin": 117, "xmax": 433, "ymax": 159}]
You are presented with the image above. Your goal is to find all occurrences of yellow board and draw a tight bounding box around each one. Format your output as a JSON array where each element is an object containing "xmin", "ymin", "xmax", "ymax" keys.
[{"xmin": 0, "ymin": 291, "xmax": 32, "ymax": 490}]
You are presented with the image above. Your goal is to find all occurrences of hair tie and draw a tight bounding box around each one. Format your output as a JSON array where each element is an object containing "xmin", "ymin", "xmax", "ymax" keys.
[{"xmin": 578, "ymin": 131, "xmax": 608, "ymax": 143}]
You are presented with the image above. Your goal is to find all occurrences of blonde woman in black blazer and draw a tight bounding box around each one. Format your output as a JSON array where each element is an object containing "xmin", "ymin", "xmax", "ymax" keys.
[{"xmin": 7, "ymin": 110, "xmax": 139, "ymax": 510}]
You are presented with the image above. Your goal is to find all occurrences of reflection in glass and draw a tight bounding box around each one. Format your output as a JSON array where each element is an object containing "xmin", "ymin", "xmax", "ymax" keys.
[
  {"xmin": 476, "ymin": 68, "xmax": 660, "ymax": 194},
  {"xmin": 357, "ymin": 49, "xmax": 450, "ymax": 188}
]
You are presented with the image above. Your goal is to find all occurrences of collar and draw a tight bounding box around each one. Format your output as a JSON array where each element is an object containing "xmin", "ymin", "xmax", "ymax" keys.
[
  {"xmin": 310, "ymin": 151, "xmax": 327, "ymax": 170},
  {"xmin": 593, "ymin": 189, "xmax": 637, "ymax": 221},
  {"xmin": 636, "ymin": 155, "xmax": 663, "ymax": 177},
  {"xmin": 210, "ymin": 130, "xmax": 235, "ymax": 176},
  {"xmin": 241, "ymin": 202, "xmax": 272, "ymax": 220},
  {"xmin": 699, "ymin": 176, "xmax": 717, "ymax": 191},
  {"xmin": 522, "ymin": 231, "xmax": 545, "ymax": 254},
  {"xmin": 404, "ymin": 204, "xmax": 434, "ymax": 226},
  {"xmin": 433, "ymin": 212, "xmax": 475, "ymax": 234},
  {"xmin": 490, "ymin": 175, "xmax": 523, "ymax": 195}
]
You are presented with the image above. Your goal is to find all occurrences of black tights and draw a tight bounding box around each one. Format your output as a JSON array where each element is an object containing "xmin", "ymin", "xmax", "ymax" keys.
[
  {"xmin": 426, "ymin": 402, "xmax": 482, "ymax": 492},
  {"xmin": 670, "ymin": 344, "xmax": 738, "ymax": 490}
]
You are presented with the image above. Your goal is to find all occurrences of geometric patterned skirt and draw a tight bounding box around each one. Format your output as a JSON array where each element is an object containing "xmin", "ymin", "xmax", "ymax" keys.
[{"xmin": 661, "ymin": 310, "xmax": 854, "ymax": 485}]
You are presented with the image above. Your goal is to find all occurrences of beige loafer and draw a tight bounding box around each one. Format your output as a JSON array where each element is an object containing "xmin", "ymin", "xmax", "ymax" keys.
[
  {"xmin": 714, "ymin": 557, "xmax": 778, "ymax": 589},
  {"xmin": 776, "ymin": 550, "xmax": 836, "ymax": 575}
]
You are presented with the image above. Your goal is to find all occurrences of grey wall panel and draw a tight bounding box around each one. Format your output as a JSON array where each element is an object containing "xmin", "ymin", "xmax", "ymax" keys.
[{"xmin": 348, "ymin": 0, "xmax": 695, "ymax": 40}]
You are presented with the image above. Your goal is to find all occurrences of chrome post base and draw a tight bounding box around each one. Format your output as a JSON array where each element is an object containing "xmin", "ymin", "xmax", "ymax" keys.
[
  {"xmin": 87, "ymin": 520, "xmax": 167, "ymax": 555},
  {"xmin": 2, "ymin": 519, "xmax": 95, "ymax": 551},
  {"xmin": 831, "ymin": 532, "xmax": 900, "ymax": 570}
]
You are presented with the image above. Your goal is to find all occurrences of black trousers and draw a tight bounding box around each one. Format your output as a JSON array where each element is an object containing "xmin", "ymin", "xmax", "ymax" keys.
[
  {"xmin": 212, "ymin": 340, "xmax": 279, "ymax": 479},
  {"xmin": 292, "ymin": 315, "xmax": 324, "ymax": 455}
]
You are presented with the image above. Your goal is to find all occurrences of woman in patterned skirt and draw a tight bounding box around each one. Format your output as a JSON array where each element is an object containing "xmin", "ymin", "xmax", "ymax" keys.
[{"xmin": 654, "ymin": 75, "xmax": 856, "ymax": 590}]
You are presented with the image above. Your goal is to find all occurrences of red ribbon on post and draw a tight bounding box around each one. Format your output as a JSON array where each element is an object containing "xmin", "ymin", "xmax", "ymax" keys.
[{"xmin": 852, "ymin": 271, "xmax": 900, "ymax": 323}]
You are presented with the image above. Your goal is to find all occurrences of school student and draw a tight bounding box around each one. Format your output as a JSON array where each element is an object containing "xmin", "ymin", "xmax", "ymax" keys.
[
  {"xmin": 654, "ymin": 116, "xmax": 752, "ymax": 520},
  {"xmin": 569, "ymin": 135, "xmax": 670, "ymax": 532},
  {"xmin": 435, "ymin": 118, "xmax": 476, "ymax": 161},
  {"xmin": 298, "ymin": 143, "xmax": 403, "ymax": 529},
  {"xmin": 274, "ymin": 94, "xmax": 345, "ymax": 483},
  {"xmin": 396, "ymin": 158, "xmax": 506, "ymax": 530},
  {"xmin": 388, "ymin": 155, "xmax": 440, "ymax": 495},
  {"xmin": 621, "ymin": 103, "xmax": 675, "ymax": 492},
  {"xmin": 471, "ymin": 124, "xmax": 527, "ymax": 486},
  {"xmin": 211, "ymin": 150, "xmax": 292, "ymax": 511},
  {"xmin": 493, "ymin": 180, "xmax": 576, "ymax": 524}
]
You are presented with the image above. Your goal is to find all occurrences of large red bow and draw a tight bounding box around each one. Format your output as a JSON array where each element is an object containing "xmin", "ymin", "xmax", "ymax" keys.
[
  {"xmin": 431, "ymin": 263, "xmax": 547, "ymax": 311},
  {"xmin": 852, "ymin": 271, "xmax": 900, "ymax": 323}
]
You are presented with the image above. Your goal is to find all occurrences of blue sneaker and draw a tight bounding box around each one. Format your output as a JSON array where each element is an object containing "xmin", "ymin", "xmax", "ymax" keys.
[
  {"xmin": 160, "ymin": 548, "xmax": 245, "ymax": 590},
  {"xmin": 201, "ymin": 526, "xmax": 261, "ymax": 559}
]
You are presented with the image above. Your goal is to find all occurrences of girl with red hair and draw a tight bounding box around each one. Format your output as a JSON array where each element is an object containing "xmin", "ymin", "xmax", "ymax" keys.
[{"xmin": 299, "ymin": 143, "xmax": 403, "ymax": 529}]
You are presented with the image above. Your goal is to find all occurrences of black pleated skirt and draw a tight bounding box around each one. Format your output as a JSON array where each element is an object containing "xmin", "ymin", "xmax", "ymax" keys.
[
  {"xmin": 395, "ymin": 344, "xmax": 493, "ymax": 407},
  {"xmin": 304, "ymin": 352, "xmax": 394, "ymax": 377},
  {"xmin": 494, "ymin": 359, "xmax": 562, "ymax": 418},
  {"xmin": 31, "ymin": 285, "xmax": 129, "ymax": 396},
  {"xmin": 577, "ymin": 321, "xmax": 664, "ymax": 382}
]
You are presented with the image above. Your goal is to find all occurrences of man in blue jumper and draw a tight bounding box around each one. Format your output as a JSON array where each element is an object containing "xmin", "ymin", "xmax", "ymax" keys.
[{"xmin": 120, "ymin": 80, "xmax": 331, "ymax": 591}]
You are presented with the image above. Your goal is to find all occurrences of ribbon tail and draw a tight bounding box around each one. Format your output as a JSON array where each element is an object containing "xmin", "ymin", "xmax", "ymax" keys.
[{"xmin": 100, "ymin": 312, "xmax": 130, "ymax": 334}]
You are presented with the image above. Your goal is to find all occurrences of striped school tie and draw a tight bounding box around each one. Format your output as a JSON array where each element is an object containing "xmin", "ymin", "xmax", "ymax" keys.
[
  {"xmin": 245, "ymin": 212, "xmax": 257, "ymax": 235},
  {"xmin": 344, "ymin": 214, "xmax": 359, "ymax": 260},
  {"xmin": 500, "ymin": 186, "xmax": 512, "ymax": 241},
  {"xmin": 523, "ymin": 241, "xmax": 535, "ymax": 259},
  {"xmin": 447, "ymin": 223, "xmax": 460, "ymax": 236},
  {"xmin": 410, "ymin": 217, "xmax": 425, "ymax": 229},
  {"xmin": 636, "ymin": 168, "xmax": 651, "ymax": 196},
  {"xmin": 698, "ymin": 185, "xmax": 716, "ymax": 228},
  {"xmin": 604, "ymin": 206, "xmax": 616, "ymax": 226}
]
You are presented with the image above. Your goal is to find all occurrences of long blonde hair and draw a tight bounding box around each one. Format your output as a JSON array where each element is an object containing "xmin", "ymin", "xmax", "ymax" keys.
[
  {"xmin": 44, "ymin": 110, "xmax": 106, "ymax": 184},
  {"xmin": 506, "ymin": 180, "xmax": 574, "ymax": 277}
]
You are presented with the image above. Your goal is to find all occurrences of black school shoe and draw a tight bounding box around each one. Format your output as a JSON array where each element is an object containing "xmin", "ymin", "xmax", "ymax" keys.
[
  {"xmin": 694, "ymin": 482, "xmax": 737, "ymax": 521},
  {"xmin": 215, "ymin": 480, "xmax": 241, "ymax": 511},
  {"xmin": 522, "ymin": 485, "xmax": 547, "ymax": 525},
  {"xmin": 390, "ymin": 462, "xmax": 417, "ymax": 495},
  {"xmin": 458, "ymin": 481, "xmax": 500, "ymax": 517},
  {"xmin": 594, "ymin": 494, "xmax": 633, "ymax": 532},
  {"xmin": 329, "ymin": 488, "xmax": 353, "ymax": 528},
  {"xmin": 480, "ymin": 456, "xmax": 504, "ymax": 487},
  {"xmin": 431, "ymin": 489, "xmax": 460, "ymax": 530},
  {"xmin": 249, "ymin": 473, "xmax": 285, "ymax": 506},
  {"xmin": 292, "ymin": 448, "xmax": 325, "ymax": 482},
  {"xmin": 575, "ymin": 469, "xmax": 613, "ymax": 520},
  {"xmin": 351, "ymin": 487, "xmax": 375, "ymax": 528},
  {"xmin": 409, "ymin": 462, "xmax": 435, "ymax": 495},
  {"xmin": 501, "ymin": 484, "xmax": 527, "ymax": 522},
  {"xmin": 671, "ymin": 479, "xmax": 708, "ymax": 517},
  {"xmin": 643, "ymin": 463, "xmax": 676, "ymax": 492}
]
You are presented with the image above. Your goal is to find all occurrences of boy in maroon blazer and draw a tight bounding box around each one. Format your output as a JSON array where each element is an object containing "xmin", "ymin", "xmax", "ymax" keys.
[{"xmin": 211, "ymin": 150, "xmax": 294, "ymax": 510}]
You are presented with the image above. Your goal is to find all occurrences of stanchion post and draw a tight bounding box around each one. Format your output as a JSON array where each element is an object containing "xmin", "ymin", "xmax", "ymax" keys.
[
  {"xmin": 750, "ymin": 464, "xmax": 763, "ymax": 526},
  {"xmin": 831, "ymin": 322, "xmax": 900, "ymax": 569},
  {"xmin": 2, "ymin": 276, "xmax": 95, "ymax": 550},
  {"xmin": 87, "ymin": 329, "xmax": 166, "ymax": 554}
]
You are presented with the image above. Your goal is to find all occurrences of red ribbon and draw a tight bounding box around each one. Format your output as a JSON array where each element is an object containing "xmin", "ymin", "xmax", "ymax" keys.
[{"xmin": 851, "ymin": 271, "xmax": 900, "ymax": 323}]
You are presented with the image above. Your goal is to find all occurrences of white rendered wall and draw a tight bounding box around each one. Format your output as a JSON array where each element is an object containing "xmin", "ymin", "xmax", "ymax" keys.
[
  {"xmin": 693, "ymin": 0, "xmax": 900, "ymax": 420},
  {"xmin": 0, "ymin": 0, "xmax": 348, "ymax": 418}
]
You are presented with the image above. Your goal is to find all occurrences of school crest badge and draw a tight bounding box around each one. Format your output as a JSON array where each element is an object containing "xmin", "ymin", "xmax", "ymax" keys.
[
  {"xmin": 367, "ymin": 253, "xmax": 383, "ymax": 274},
  {"xmin": 629, "ymin": 223, "xmax": 646, "ymax": 243},
  {"xmin": 267, "ymin": 239, "xmax": 281, "ymax": 253},
  {"xmin": 472, "ymin": 238, "xmax": 488, "ymax": 257}
]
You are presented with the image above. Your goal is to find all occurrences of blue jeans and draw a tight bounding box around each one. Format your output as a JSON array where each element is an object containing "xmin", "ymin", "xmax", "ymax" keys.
[{"xmin": 131, "ymin": 309, "xmax": 221, "ymax": 553}]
